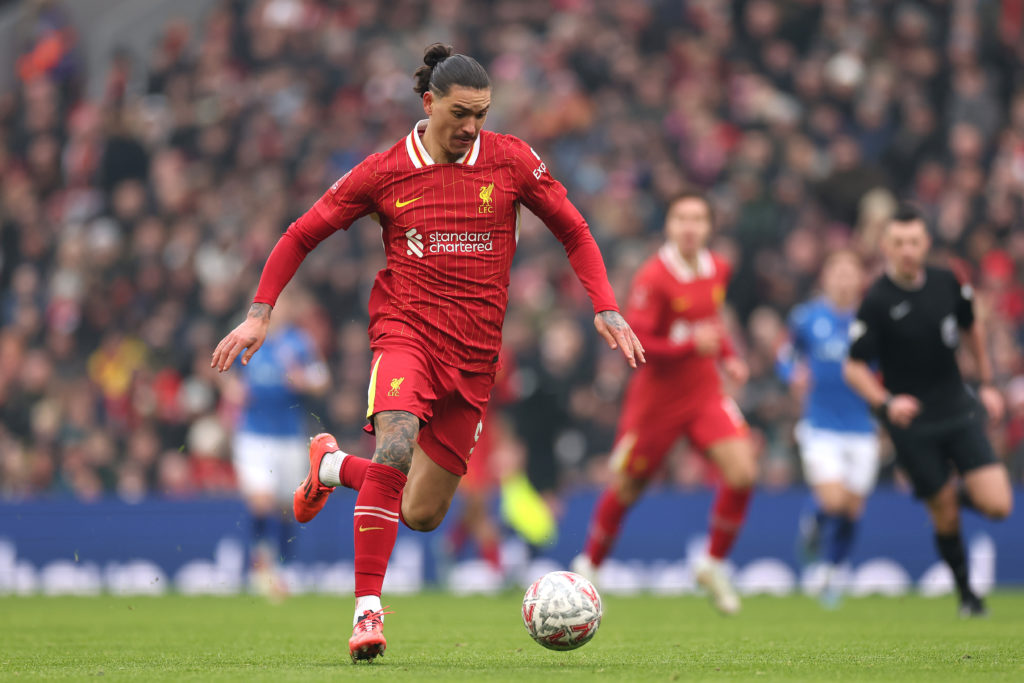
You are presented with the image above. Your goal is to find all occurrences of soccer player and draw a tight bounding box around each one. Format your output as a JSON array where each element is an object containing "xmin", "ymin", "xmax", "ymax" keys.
[
  {"xmin": 572, "ymin": 192, "xmax": 756, "ymax": 615},
  {"xmin": 844, "ymin": 204, "xmax": 1013, "ymax": 617},
  {"xmin": 210, "ymin": 43, "xmax": 645, "ymax": 661},
  {"xmin": 777, "ymin": 250, "xmax": 878, "ymax": 607},
  {"xmin": 229, "ymin": 292, "xmax": 329, "ymax": 597}
]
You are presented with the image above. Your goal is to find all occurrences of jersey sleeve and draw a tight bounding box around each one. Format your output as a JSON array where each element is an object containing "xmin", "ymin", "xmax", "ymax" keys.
[
  {"xmin": 312, "ymin": 157, "xmax": 378, "ymax": 229},
  {"xmin": 508, "ymin": 137, "xmax": 568, "ymax": 219},
  {"xmin": 253, "ymin": 160, "xmax": 377, "ymax": 307},
  {"xmin": 951, "ymin": 271, "xmax": 976, "ymax": 329},
  {"xmin": 776, "ymin": 306, "xmax": 807, "ymax": 382},
  {"xmin": 848, "ymin": 293, "xmax": 882, "ymax": 363}
]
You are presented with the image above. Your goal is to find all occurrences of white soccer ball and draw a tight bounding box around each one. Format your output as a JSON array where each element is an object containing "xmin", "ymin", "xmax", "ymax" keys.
[{"xmin": 522, "ymin": 571, "xmax": 602, "ymax": 651}]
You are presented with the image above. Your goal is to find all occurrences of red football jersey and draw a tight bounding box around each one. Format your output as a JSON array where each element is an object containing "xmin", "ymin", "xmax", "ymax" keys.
[
  {"xmin": 623, "ymin": 245, "xmax": 735, "ymax": 403},
  {"xmin": 292, "ymin": 120, "xmax": 617, "ymax": 372}
]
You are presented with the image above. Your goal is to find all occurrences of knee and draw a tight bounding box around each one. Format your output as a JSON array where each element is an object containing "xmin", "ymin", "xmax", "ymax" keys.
[
  {"xmin": 721, "ymin": 456, "xmax": 758, "ymax": 490},
  {"xmin": 401, "ymin": 500, "xmax": 449, "ymax": 532},
  {"xmin": 979, "ymin": 495, "xmax": 1013, "ymax": 521},
  {"xmin": 614, "ymin": 474, "xmax": 647, "ymax": 505},
  {"xmin": 373, "ymin": 437, "xmax": 415, "ymax": 474}
]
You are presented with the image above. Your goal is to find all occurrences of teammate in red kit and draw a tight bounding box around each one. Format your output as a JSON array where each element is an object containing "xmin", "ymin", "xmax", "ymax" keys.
[
  {"xmin": 210, "ymin": 43, "xmax": 645, "ymax": 662},
  {"xmin": 573, "ymin": 192, "xmax": 756, "ymax": 615}
]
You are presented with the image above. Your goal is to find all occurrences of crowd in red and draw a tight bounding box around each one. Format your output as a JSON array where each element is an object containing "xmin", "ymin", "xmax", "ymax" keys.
[{"xmin": 1, "ymin": 0, "xmax": 1023, "ymax": 500}]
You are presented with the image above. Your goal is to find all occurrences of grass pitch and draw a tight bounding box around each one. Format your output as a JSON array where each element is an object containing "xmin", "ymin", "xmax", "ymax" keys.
[{"xmin": 2, "ymin": 593, "xmax": 1022, "ymax": 681}]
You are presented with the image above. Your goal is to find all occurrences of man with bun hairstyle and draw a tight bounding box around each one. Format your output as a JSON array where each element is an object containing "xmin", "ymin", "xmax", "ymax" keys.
[{"xmin": 211, "ymin": 43, "xmax": 645, "ymax": 662}]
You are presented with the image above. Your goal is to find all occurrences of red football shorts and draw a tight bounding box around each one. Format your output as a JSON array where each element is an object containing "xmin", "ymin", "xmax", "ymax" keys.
[
  {"xmin": 363, "ymin": 336, "xmax": 493, "ymax": 476},
  {"xmin": 611, "ymin": 394, "xmax": 748, "ymax": 479}
]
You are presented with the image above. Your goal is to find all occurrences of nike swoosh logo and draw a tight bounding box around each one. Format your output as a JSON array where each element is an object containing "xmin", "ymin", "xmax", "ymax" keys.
[
  {"xmin": 395, "ymin": 196, "xmax": 423, "ymax": 208},
  {"xmin": 358, "ymin": 526, "xmax": 385, "ymax": 532}
]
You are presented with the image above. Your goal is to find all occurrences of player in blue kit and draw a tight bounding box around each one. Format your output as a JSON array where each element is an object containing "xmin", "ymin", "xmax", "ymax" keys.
[
  {"xmin": 230, "ymin": 294, "xmax": 330, "ymax": 596},
  {"xmin": 777, "ymin": 250, "xmax": 878, "ymax": 606}
]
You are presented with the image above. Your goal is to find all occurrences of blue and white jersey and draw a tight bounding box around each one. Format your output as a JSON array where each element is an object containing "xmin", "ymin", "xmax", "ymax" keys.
[
  {"xmin": 238, "ymin": 326, "xmax": 322, "ymax": 437},
  {"xmin": 777, "ymin": 297, "xmax": 874, "ymax": 434}
]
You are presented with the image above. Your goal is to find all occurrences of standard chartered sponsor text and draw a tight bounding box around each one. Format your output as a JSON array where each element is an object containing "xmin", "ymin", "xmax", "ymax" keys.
[{"xmin": 427, "ymin": 231, "xmax": 494, "ymax": 253}]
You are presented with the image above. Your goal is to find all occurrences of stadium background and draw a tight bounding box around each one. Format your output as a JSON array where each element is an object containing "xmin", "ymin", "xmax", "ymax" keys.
[{"xmin": 1, "ymin": 0, "xmax": 1023, "ymax": 594}]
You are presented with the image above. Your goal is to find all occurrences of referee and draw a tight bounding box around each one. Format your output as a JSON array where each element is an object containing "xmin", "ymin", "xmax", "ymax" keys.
[{"xmin": 843, "ymin": 204, "xmax": 1013, "ymax": 617}]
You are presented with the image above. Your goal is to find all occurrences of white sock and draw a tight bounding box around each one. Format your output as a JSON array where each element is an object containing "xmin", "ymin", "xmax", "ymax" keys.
[
  {"xmin": 354, "ymin": 595, "xmax": 383, "ymax": 625},
  {"xmin": 318, "ymin": 450, "xmax": 347, "ymax": 487}
]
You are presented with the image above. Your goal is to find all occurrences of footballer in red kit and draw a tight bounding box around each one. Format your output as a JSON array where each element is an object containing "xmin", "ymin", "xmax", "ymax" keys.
[
  {"xmin": 574, "ymin": 192, "xmax": 757, "ymax": 615},
  {"xmin": 210, "ymin": 43, "xmax": 645, "ymax": 662}
]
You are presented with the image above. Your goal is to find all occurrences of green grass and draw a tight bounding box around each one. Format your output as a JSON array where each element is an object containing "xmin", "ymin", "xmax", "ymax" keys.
[{"xmin": 2, "ymin": 593, "xmax": 1023, "ymax": 681}]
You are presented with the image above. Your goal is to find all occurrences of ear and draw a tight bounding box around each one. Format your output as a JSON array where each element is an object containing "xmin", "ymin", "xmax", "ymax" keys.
[{"xmin": 423, "ymin": 91, "xmax": 434, "ymax": 117}]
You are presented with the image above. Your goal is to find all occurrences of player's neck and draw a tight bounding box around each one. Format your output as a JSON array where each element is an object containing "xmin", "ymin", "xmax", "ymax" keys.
[
  {"xmin": 674, "ymin": 244, "xmax": 701, "ymax": 270},
  {"xmin": 420, "ymin": 126, "xmax": 461, "ymax": 164},
  {"xmin": 827, "ymin": 294, "xmax": 856, "ymax": 312}
]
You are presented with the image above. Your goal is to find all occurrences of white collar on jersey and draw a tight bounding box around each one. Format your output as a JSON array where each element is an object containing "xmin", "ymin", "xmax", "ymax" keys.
[
  {"xmin": 659, "ymin": 244, "xmax": 715, "ymax": 283},
  {"xmin": 405, "ymin": 119, "xmax": 481, "ymax": 168}
]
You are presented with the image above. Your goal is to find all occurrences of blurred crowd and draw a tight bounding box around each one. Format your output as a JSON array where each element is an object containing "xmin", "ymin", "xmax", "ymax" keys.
[{"xmin": 2, "ymin": 0, "xmax": 1024, "ymax": 501}]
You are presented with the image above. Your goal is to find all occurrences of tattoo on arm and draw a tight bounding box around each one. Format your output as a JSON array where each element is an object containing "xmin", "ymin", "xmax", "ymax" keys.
[
  {"xmin": 248, "ymin": 303, "xmax": 272, "ymax": 320},
  {"xmin": 371, "ymin": 411, "xmax": 420, "ymax": 474}
]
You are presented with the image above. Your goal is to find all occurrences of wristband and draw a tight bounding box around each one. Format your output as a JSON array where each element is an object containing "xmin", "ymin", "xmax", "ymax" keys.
[{"xmin": 873, "ymin": 395, "xmax": 891, "ymax": 419}]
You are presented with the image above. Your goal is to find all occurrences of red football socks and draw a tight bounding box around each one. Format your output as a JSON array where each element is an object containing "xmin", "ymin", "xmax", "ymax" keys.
[
  {"xmin": 584, "ymin": 487, "xmax": 630, "ymax": 566},
  {"xmin": 353, "ymin": 463, "xmax": 407, "ymax": 598},
  {"xmin": 340, "ymin": 454, "xmax": 371, "ymax": 490},
  {"xmin": 708, "ymin": 484, "xmax": 752, "ymax": 560}
]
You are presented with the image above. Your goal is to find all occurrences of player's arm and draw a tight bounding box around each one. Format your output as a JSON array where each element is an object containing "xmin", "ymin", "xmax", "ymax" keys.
[
  {"xmin": 843, "ymin": 295, "xmax": 919, "ymax": 427},
  {"xmin": 776, "ymin": 308, "xmax": 809, "ymax": 399},
  {"xmin": 513, "ymin": 141, "xmax": 644, "ymax": 368},
  {"xmin": 712, "ymin": 263, "xmax": 747, "ymax": 385},
  {"xmin": 212, "ymin": 166, "xmax": 374, "ymax": 372},
  {"xmin": 955, "ymin": 278, "xmax": 1004, "ymax": 421}
]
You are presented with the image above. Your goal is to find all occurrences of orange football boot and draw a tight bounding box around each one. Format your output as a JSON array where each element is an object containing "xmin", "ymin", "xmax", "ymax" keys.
[
  {"xmin": 349, "ymin": 608, "xmax": 390, "ymax": 662},
  {"xmin": 293, "ymin": 433, "xmax": 339, "ymax": 523}
]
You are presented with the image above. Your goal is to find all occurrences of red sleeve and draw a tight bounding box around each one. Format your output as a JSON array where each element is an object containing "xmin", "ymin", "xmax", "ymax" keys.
[
  {"xmin": 252, "ymin": 161, "xmax": 377, "ymax": 307},
  {"xmin": 540, "ymin": 197, "xmax": 619, "ymax": 314},
  {"xmin": 625, "ymin": 265, "xmax": 698, "ymax": 360},
  {"xmin": 508, "ymin": 137, "xmax": 617, "ymax": 313},
  {"xmin": 714, "ymin": 257, "xmax": 737, "ymax": 360},
  {"xmin": 507, "ymin": 137, "xmax": 568, "ymax": 219},
  {"xmin": 312, "ymin": 159, "xmax": 377, "ymax": 228}
]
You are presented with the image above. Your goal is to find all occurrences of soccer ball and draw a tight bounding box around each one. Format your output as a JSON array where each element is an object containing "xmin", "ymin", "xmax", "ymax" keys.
[{"xmin": 521, "ymin": 571, "xmax": 602, "ymax": 651}]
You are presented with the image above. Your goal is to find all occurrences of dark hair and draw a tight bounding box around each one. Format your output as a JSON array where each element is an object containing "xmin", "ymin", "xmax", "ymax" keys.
[
  {"xmin": 412, "ymin": 43, "xmax": 490, "ymax": 97},
  {"xmin": 891, "ymin": 202, "xmax": 924, "ymax": 224},
  {"xmin": 666, "ymin": 190, "xmax": 714, "ymax": 222}
]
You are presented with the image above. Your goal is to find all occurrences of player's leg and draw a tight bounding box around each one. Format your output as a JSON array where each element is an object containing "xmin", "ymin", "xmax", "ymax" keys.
[
  {"xmin": 818, "ymin": 432, "xmax": 879, "ymax": 607},
  {"xmin": 895, "ymin": 423, "xmax": 983, "ymax": 616},
  {"xmin": 233, "ymin": 432, "xmax": 286, "ymax": 595},
  {"xmin": 795, "ymin": 425, "xmax": 846, "ymax": 564},
  {"xmin": 962, "ymin": 464, "xmax": 1013, "ymax": 519},
  {"xmin": 947, "ymin": 414, "xmax": 1013, "ymax": 520},
  {"xmin": 348, "ymin": 409, "xmax": 421, "ymax": 661},
  {"xmin": 575, "ymin": 423, "xmax": 675, "ymax": 579},
  {"xmin": 693, "ymin": 397, "xmax": 755, "ymax": 615},
  {"xmin": 922, "ymin": 479, "xmax": 986, "ymax": 615},
  {"xmin": 294, "ymin": 346, "xmax": 430, "ymax": 523}
]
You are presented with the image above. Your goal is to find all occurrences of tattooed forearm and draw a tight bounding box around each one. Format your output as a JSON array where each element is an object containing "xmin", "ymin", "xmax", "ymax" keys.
[
  {"xmin": 598, "ymin": 310, "xmax": 627, "ymax": 331},
  {"xmin": 372, "ymin": 411, "xmax": 419, "ymax": 474},
  {"xmin": 248, "ymin": 303, "xmax": 272, "ymax": 320}
]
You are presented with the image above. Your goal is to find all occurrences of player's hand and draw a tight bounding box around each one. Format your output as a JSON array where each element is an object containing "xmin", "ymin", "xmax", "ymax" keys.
[
  {"xmin": 722, "ymin": 357, "xmax": 749, "ymax": 387},
  {"xmin": 978, "ymin": 384, "xmax": 1005, "ymax": 423},
  {"xmin": 211, "ymin": 303, "xmax": 272, "ymax": 372},
  {"xmin": 886, "ymin": 394, "xmax": 921, "ymax": 428},
  {"xmin": 692, "ymin": 321, "xmax": 722, "ymax": 356},
  {"xmin": 594, "ymin": 311, "xmax": 646, "ymax": 369}
]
